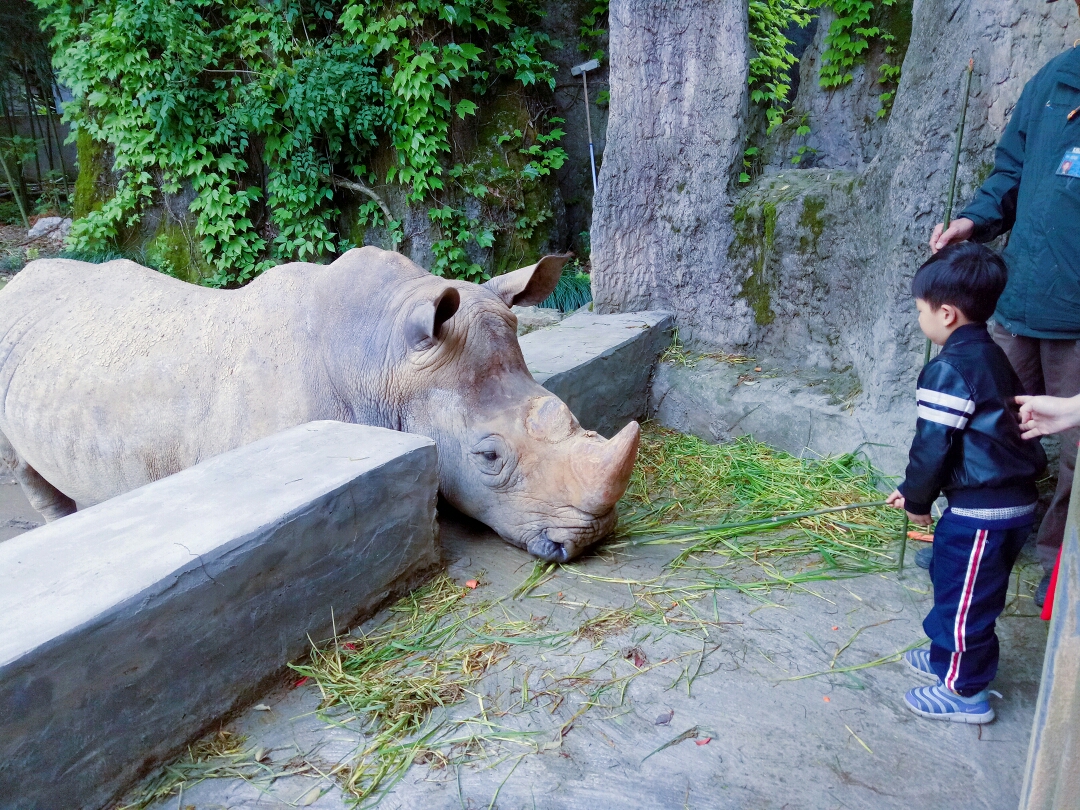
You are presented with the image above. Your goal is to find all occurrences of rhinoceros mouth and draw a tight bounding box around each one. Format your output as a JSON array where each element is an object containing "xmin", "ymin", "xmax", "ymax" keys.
[{"xmin": 522, "ymin": 508, "xmax": 618, "ymax": 562}]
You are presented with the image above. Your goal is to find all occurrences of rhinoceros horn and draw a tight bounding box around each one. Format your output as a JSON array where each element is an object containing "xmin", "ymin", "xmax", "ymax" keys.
[{"xmin": 570, "ymin": 421, "xmax": 641, "ymax": 516}]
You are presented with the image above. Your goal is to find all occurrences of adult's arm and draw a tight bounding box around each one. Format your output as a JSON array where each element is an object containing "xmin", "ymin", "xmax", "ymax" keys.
[{"xmin": 953, "ymin": 78, "xmax": 1035, "ymax": 243}]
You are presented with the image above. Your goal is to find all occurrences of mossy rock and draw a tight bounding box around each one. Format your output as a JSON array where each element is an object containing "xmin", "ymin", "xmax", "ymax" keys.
[
  {"xmin": 463, "ymin": 91, "xmax": 562, "ymax": 276},
  {"xmin": 144, "ymin": 221, "xmax": 210, "ymax": 285},
  {"xmin": 730, "ymin": 170, "xmax": 857, "ymax": 327},
  {"xmin": 72, "ymin": 130, "xmax": 112, "ymax": 220}
]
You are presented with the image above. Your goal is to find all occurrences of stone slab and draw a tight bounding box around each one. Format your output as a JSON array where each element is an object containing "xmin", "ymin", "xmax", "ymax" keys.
[
  {"xmin": 0, "ymin": 421, "xmax": 439, "ymax": 810},
  {"xmin": 650, "ymin": 358, "xmax": 914, "ymax": 476},
  {"xmin": 519, "ymin": 310, "xmax": 673, "ymax": 438}
]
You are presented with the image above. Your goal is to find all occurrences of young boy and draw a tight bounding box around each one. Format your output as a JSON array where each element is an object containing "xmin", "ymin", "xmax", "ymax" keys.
[{"xmin": 887, "ymin": 242, "xmax": 1046, "ymax": 724}]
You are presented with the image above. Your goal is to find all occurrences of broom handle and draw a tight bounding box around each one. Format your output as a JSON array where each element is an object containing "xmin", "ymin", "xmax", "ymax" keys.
[{"xmin": 901, "ymin": 59, "xmax": 976, "ymax": 575}]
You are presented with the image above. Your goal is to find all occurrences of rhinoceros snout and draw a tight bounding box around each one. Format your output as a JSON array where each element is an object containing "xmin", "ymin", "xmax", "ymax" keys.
[{"xmin": 527, "ymin": 531, "xmax": 571, "ymax": 562}]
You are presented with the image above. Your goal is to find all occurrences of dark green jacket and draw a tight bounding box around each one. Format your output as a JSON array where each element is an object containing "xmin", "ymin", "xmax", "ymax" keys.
[{"xmin": 959, "ymin": 45, "xmax": 1080, "ymax": 339}]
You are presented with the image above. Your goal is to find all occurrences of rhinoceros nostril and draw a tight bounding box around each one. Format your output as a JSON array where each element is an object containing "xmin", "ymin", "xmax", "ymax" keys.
[{"xmin": 527, "ymin": 531, "xmax": 569, "ymax": 562}]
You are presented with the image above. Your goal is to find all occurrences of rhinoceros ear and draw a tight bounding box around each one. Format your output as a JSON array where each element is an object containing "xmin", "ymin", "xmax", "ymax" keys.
[
  {"xmin": 405, "ymin": 286, "xmax": 460, "ymax": 350},
  {"xmin": 483, "ymin": 254, "xmax": 572, "ymax": 308}
]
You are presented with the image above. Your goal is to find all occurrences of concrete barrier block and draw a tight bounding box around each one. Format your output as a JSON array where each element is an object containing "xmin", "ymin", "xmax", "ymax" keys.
[
  {"xmin": 0, "ymin": 421, "xmax": 439, "ymax": 810},
  {"xmin": 519, "ymin": 310, "xmax": 673, "ymax": 437}
]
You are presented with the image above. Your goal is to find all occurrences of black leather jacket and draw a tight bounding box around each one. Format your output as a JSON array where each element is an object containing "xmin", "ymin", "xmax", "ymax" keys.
[{"xmin": 898, "ymin": 324, "xmax": 1046, "ymax": 516}]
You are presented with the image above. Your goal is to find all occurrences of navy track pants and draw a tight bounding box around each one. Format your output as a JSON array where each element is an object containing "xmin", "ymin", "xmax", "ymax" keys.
[{"xmin": 923, "ymin": 511, "xmax": 1030, "ymax": 695}]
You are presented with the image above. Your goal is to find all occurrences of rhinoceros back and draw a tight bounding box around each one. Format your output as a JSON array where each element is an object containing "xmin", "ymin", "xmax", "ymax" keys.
[{"xmin": 0, "ymin": 258, "xmax": 330, "ymax": 505}]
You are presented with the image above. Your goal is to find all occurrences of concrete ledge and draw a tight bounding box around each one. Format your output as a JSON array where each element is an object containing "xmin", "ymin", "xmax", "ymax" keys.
[
  {"xmin": 0, "ymin": 421, "xmax": 439, "ymax": 810},
  {"xmin": 519, "ymin": 310, "xmax": 674, "ymax": 437},
  {"xmin": 650, "ymin": 359, "xmax": 911, "ymax": 475}
]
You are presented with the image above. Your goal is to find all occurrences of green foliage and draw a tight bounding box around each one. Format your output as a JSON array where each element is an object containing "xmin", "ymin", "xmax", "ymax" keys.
[
  {"xmin": 539, "ymin": 264, "xmax": 591, "ymax": 312},
  {"xmin": 744, "ymin": 0, "xmax": 909, "ymax": 153},
  {"xmin": 747, "ymin": 0, "xmax": 812, "ymax": 134},
  {"xmin": 818, "ymin": 0, "xmax": 907, "ymax": 117},
  {"xmin": 39, "ymin": 0, "xmax": 564, "ymax": 285},
  {"xmin": 578, "ymin": 0, "xmax": 608, "ymax": 64}
]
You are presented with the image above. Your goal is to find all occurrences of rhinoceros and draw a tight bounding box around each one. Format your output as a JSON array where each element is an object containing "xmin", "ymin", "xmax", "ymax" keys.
[{"xmin": 0, "ymin": 247, "xmax": 640, "ymax": 561}]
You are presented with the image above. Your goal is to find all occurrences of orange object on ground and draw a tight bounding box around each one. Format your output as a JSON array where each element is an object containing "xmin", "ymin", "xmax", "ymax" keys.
[
  {"xmin": 907, "ymin": 530, "xmax": 935, "ymax": 542},
  {"xmin": 1041, "ymin": 546, "xmax": 1062, "ymax": 622}
]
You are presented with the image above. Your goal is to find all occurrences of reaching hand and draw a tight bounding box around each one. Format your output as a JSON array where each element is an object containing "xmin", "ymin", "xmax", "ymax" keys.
[
  {"xmin": 886, "ymin": 489, "xmax": 933, "ymax": 526},
  {"xmin": 1016, "ymin": 394, "xmax": 1080, "ymax": 439},
  {"xmin": 929, "ymin": 218, "xmax": 975, "ymax": 253}
]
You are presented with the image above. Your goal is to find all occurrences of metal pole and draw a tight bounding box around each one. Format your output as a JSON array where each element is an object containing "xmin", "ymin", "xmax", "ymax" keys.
[
  {"xmin": 582, "ymin": 70, "xmax": 597, "ymax": 192},
  {"xmin": 572, "ymin": 59, "xmax": 600, "ymax": 194}
]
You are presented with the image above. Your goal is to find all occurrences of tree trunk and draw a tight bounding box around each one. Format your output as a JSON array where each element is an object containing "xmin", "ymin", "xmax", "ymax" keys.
[{"xmin": 590, "ymin": 0, "xmax": 749, "ymax": 346}]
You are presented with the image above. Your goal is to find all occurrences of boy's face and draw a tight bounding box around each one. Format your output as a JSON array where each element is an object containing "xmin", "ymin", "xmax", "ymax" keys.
[{"xmin": 916, "ymin": 298, "xmax": 967, "ymax": 345}]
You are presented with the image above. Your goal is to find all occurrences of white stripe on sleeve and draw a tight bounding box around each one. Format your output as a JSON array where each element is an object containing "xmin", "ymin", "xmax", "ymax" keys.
[
  {"xmin": 917, "ymin": 404, "xmax": 969, "ymax": 429},
  {"xmin": 917, "ymin": 387, "xmax": 974, "ymax": 414}
]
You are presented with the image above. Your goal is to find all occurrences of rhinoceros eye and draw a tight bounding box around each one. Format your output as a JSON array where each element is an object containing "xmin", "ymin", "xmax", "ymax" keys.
[{"xmin": 471, "ymin": 437, "xmax": 508, "ymax": 476}]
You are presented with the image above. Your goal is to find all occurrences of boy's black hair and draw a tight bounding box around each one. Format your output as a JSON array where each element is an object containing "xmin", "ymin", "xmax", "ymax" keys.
[{"xmin": 911, "ymin": 241, "xmax": 1008, "ymax": 323}]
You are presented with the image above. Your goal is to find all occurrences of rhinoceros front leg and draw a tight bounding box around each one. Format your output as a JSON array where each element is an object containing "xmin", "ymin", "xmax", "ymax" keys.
[{"xmin": 0, "ymin": 431, "xmax": 77, "ymax": 522}]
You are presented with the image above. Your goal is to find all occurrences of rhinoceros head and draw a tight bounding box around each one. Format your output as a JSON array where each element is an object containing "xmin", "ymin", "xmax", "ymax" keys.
[{"xmin": 386, "ymin": 252, "xmax": 640, "ymax": 562}]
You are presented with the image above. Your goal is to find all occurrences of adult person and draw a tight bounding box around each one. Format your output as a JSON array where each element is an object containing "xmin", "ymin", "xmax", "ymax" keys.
[{"xmin": 930, "ymin": 0, "xmax": 1080, "ymax": 607}]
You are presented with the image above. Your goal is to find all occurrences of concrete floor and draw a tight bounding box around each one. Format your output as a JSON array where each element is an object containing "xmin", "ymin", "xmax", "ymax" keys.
[
  {"xmin": 126, "ymin": 515, "xmax": 1045, "ymax": 810},
  {"xmin": 0, "ymin": 471, "xmax": 44, "ymax": 542},
  {"xmin": 1, "ymin": 476, "xmax": 1047, "ymax": 809}
]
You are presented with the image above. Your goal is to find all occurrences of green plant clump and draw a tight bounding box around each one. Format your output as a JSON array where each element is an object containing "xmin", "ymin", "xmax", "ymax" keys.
[
  {"xmin": 818, "ymin": 0, "xmax": 908, "ymax": 118},
  {"xmin": 748, "ymin": 0, "xmax": 813, "ymax": 135},
  {"xmin": 743, "ymin": 0, "xmax": 909, "ymax": 180},
  {"xmin": 539, "ymin": 265, "xmax": 592, "ymax": 312},
  {"xmin": 38, "ymin": 0, "xmax": 566, "ymax": 285}
]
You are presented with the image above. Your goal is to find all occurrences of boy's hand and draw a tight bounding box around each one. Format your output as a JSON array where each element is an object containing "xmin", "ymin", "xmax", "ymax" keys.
[{"xmin": 887, "ymin": 489, "xmax": 933, "ymax": 526}]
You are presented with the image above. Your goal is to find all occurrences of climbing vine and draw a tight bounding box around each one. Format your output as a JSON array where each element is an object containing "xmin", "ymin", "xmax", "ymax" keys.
[
  {"xmin": 743, "ymin": 0, "xmax": 909, "ymax": 180},
  {"xmin": 748, "ymin": 0, "xmax": 813, "ymax": 135},
  {"xmin": 37, "ymin": 0, "xmax": 565, "ymax": 285},
  {"xmin": 818, "ymin": 0, "xmax": 898, "ymax": 89}
]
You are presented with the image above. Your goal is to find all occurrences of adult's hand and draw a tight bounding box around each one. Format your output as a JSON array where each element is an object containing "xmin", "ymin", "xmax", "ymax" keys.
[
  {"xmin": 1016, "ymin": 394, "xmax": 1080, "ymax": 439},
  {"xmin": 929, "ymin": 217, "xmax": 975, "ymax": 253}
]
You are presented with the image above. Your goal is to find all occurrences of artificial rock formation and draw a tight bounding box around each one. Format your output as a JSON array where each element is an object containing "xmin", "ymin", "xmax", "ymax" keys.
[
  {"xmin": 590, "ymin": 0, "xmax": 750, "ymax": 346},
  {"xmin": 593, "ymin": 0, "xmax": 1078, "ymax": 421}
]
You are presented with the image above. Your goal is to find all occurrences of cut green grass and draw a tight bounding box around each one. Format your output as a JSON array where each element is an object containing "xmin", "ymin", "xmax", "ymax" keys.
[{"xmin": 614, "ymin": 424, "xmax": 903, "ymax": 577}]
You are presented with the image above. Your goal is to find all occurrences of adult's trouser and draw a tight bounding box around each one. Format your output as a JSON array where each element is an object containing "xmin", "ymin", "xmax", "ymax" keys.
[
  {"xmin": 991, "ymin": 322, "xmax": 1080, "ymax": 573},
  {"xmin": 924, "ymin": 510, "xmax": 1031, "ymax": 695}
]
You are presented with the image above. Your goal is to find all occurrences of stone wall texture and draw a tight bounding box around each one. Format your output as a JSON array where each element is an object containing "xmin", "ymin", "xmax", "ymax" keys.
[{"xmin": 593, "ymin": 1, "xmax": 1078, "ymax": 425}]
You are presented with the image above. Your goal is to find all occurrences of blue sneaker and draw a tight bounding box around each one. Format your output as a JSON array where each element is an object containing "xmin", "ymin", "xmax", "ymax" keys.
[
  {"xmin": 903, "ymin": 649, "xmax": 939, "ymax": 683},
  {"xmin": 904, "ymin": 683, "xmax": 995, "ymax": 724}
]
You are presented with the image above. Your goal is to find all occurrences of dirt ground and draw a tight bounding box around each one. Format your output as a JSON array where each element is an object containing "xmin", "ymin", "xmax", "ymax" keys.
[{"xmin": 83, "ymin": 507, "xmax": 1044, "ymax": 810}]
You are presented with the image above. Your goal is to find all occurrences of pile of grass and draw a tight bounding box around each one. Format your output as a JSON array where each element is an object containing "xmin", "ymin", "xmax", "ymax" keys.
[
  {"xmin": 290, "ymin": 575, "xmax": 568, "ymax": 805},
  {"xmin": 617, "ymin": 425, "xmax": 901, "ymax": 573},
  {"xmin": 118, "ymin": 730, "xmax": 297, "ymax": 810}
]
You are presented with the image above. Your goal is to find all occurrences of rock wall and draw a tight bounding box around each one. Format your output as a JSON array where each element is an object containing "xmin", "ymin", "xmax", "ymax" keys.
[
  {"xmin": 589, "ymin": 0, "xmax": 749, "ymax": 345},
  {"xmin": 593, "ymin": 0, "xmax": 1078, "ymax": 422}
]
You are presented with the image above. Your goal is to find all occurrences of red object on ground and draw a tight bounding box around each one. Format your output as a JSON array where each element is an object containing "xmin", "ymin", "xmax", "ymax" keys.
[
  {"xmin": 695, "ymin": 737, "xmax": 711, "ymax": 746},
  {"xmin": 292, "ymin": 677, "xmax": 309, "ymax": 688},
  {"xmin": 465, "ymin": 579, "xmax": 479, "ymax": 589},
  {"xmin": 1041, "ymin": 546, "xmax": 1062, "ymax": 622}
]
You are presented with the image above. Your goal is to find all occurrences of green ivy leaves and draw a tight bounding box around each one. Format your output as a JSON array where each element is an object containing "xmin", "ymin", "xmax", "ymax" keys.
[{"xmin": 40, "ymin": 0, "xmax": 563, "ymax": 285}]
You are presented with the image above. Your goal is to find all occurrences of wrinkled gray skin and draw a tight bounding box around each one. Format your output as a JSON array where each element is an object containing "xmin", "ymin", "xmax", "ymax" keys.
[{"xmin": 0, "ymin": 247, "xmax": 640, "ymax": 562}]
